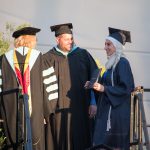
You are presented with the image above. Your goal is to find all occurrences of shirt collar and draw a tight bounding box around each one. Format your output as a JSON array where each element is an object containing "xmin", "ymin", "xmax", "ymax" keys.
[{"xmin": 55, "ymin": 44, "xmax": 78, "ymax": 56}]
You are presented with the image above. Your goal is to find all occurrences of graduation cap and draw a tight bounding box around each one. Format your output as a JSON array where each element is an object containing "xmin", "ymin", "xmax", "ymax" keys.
[
  {"xmin": 87, "ymin": 144, "xmax": 113, "ymax": 150},
  {"xmin": 12, "ymin": 27, "xmax": 41, "ymax": 38},
  {"xmin": 50, "ymin": 23, "xmax": 73, "ymax": 37},
  {"xmin": 108, "ymin": 27, "xmax": 131, "ymax": 45}
]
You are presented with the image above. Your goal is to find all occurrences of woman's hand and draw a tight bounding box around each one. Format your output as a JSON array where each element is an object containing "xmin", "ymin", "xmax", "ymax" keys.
[{"xmin": 93, "ymin": 83, "xmax": 104, "ymax": 92}]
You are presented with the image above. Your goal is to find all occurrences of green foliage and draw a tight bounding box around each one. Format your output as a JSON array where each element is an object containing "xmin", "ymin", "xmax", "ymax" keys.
[
  {"xmin": 0, "ymin": 22, "xmax": 14, "ymax": 55},
  {"xmin": 0, "ymin": 128, "xmax": 6, "ymax": 149},
  {"xmin": 0, "ymin": 22, "xmax": 31, "ymax": 56},
  {"xmin": 15, "ymin": 23, "xmax": 31, "ymax": 31}
]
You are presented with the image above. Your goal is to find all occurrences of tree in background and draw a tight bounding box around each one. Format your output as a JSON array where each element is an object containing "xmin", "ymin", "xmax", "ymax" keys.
[
  {"xmin": 0, "ymin": 22, "xmax": 31, "ymax": 55},
  {"xmin": 0, "ymin": 22, "xmax": 14, "ymax": 55},
  {"xmin": 0, "ymin": 128, "xmax": 6, "ymax": 149}
]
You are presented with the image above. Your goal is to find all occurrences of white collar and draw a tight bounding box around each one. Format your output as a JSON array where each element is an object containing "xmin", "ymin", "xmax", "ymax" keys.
[
  {"xmin": 15, "ymin": 46, "xmax": 29, "ymax": 55},
  {"xmin": 55, "ymin": 46, "xmax": 69, "ymax": 56}
]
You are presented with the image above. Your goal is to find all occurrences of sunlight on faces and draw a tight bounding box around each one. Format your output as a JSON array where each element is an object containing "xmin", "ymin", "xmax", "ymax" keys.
[
  {"xmin": 56, "ymin": 34, "xmax": 73, "ymax": 52},
  {"xmin": 14, "ymin": 35, "xmax": 37, "ymax": 49},
  {"xmin": 104, "ymin": 39, "xmax": 116, "ymax": 56}
]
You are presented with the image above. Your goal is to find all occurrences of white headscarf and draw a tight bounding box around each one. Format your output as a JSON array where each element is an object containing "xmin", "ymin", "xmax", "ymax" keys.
[{"xmin": 105, "ymin": 36, "xmax": 125, "ymax": 70}]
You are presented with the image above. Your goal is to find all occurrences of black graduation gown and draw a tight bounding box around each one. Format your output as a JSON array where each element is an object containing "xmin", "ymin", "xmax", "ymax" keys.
[
  {"xmin": 0, "ymin": 47, "xmax": 49, "ymax": 150},
  {"xmin": 93, "ymin": 57, "xmax": 135, "ymax": 149},
  {"xmin": 42, "ymin": 47, "xmax": 98, "ymax": 150}
]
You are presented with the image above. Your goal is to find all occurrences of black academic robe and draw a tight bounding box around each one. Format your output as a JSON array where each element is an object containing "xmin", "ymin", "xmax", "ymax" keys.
[
  {"xmin": 42, "ymin": 47, "xmax": 98, "ymax": 150},
  {"xmin": 0, "ymin": 47, "xmax": 50, "ymax": 150},
  {"xmin": 93, "ymin": 57, "xmax": 135, "ymax": 149}
]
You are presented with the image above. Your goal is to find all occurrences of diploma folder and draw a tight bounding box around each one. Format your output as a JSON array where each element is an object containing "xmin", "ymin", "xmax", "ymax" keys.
[{"xmin": 87, "ymin": 68, "xmax": 101, "ymax": 89}]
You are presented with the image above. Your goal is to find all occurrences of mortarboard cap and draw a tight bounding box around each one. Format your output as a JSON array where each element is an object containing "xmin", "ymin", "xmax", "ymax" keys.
[
  {"xmin": 12, "ymin": 27, "xmax": 41, "ymax": 38},
  {"xmin": 50, "ymin": 23, "xmax": 73, "ymax": 37},
  {"xmin": 108, "ymin": 27, "xmax": 131, "ymax": 45}
]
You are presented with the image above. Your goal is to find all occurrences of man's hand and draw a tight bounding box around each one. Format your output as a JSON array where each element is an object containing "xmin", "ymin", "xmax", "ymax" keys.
[
  {"xmin": 84, "ymin": 81, "xmax": 90, "ymax": 89},
  {"xmin": 89, "ymin": 105, "xmax": 97, "ymax": 118}
]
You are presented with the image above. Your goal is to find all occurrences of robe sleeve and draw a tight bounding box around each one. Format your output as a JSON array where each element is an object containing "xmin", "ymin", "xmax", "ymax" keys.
[
  {"xmin": 104, "ymin": 58, "xmax": 135, "ymax": 107},
  {"xmin": 85, "ymin": 51, "xmax": 103, "ymax": 100},
  {"xmin": 90, "ymin": 90, "xmax": 96, "ymax": 105},
  {"xmin": 86, "ymin": 50, "xmax": 99, "ymax": 105},
  {"xmin": 42, "ymin": 55, "xmax": 58, "ymax": 120}
]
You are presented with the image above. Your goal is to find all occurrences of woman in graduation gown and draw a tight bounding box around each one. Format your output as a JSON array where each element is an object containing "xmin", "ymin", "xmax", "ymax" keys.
[
  {"xmin": 85, "ymin": 27, "xmax": 135, "ymax": 150},
  {"xmin": 43, "ymin": 23, "xmax": 98, "ymax": 150},
  {"xmin": 0, "ymin": 27, "xmax": 54, "ymax": 150}
]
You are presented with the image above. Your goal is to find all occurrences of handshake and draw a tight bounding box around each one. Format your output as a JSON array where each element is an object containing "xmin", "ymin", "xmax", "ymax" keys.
[
  {"xmin": 84, "ymin": 68, "xmax": 101, "ymax": 89},
  {"xmin": 84, "ymin": 68, "xmax": 104, "ymax": 92}
]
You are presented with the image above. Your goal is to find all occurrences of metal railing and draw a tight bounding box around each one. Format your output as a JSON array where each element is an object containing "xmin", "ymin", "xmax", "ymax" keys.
[{"xmin": 130, "ymin": 86, "xmax": 150, "ymax": 150}]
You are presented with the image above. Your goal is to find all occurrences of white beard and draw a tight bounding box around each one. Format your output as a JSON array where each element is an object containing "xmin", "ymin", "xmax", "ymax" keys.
[
  {"xmin": 105, "ymin": 51, "xmax": 125, "ymax": 70},
  {"xmin": 105, "ymin": 53, "xmax": 117, "ymax": 70}
]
